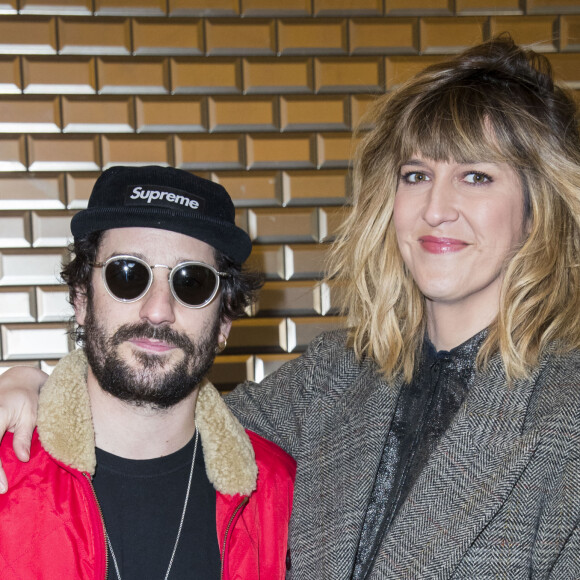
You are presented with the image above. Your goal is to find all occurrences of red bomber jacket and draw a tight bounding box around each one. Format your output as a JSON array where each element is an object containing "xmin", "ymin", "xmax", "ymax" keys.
[{"xmin": 0, "ymin": 350, "xmax": 296, "ymax": 580}]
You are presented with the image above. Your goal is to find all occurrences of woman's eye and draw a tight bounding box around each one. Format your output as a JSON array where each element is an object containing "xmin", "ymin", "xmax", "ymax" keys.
[
  {"xmin": 464, "ymin": 172, "xmax": 491, "ymax": 184},
  {"xmin": 403, "ymin": 171, "xmax": 429, "ymax": 183}
]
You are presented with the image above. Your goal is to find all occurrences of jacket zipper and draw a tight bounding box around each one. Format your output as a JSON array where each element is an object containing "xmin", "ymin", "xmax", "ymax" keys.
[
  {"xmin": 220, "ymin": 496, "xmax": 249, "ymax": 580},
  {"xmin": 83, "ymin": 472, "xmax": 109, "ymax": 580}
]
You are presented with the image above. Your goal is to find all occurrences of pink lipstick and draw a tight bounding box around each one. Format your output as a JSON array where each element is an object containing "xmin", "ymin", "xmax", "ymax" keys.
[{"xmin": 419, "ymin": 236, "xmax": 468, "ymax": 254}]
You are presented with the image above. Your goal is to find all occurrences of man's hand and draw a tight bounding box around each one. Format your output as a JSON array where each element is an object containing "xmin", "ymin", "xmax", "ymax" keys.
[{"xmin": 0, "ymin": 366, "xmax": 47, "ymax": 493}]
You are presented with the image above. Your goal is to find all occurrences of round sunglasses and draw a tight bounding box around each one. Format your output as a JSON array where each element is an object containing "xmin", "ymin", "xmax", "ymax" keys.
[{"xmin": 92, "ymin": 255, "xmax": 230, "ymax": 309}]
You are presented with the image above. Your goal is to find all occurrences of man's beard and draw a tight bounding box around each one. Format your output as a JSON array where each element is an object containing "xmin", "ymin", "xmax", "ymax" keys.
[{"xmin": 82, "ymin": 302, "xmax": 220, "ymax": 410}]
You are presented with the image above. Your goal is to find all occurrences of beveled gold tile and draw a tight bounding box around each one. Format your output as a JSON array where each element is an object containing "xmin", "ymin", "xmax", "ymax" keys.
[
  {"xmin": 97, "ymin": 57, "xmax": 169, "ymax": 94},
  {"xmin": 169, "ymin": 0, "xmax": 239, "ymax": 16},
  {"xmin": 547, "ymin": 53, "xmax": 580, "ymax": 87},
  {"xmin": 349, "ymin": 18, "xmax": 418, "ymax": 54},
  {"xmin": 0, "ymin": 174, "xmax": 65, "ymax": 209},
  {"xmin": 227, "ymin": 317, "xmax": 290, "ymax": 352},
  {"xmin": 246, "ymin": 134, "xmax": 315, "ymax": 169},
  {"xmin": 0, "ymin": 212, "xmax": 31, "ymax": 247},
  {"xmin": 0, "ymin": 97, "xmax": 61, "ymax": 132},
  {"xmin": 101, "ymin": 135, "xmax": 172, "ymax": 167},
  {"xmin": 350, "ymin": 94, "xmax": 377, "ymax": 129},
  {"xmin": 27, "ymin": 135, "xmax": 101, "ymax": 171},
  {"xmin": 207, "ymin": 354, "xmax": 254, "ymax": 391},
  {"xmin": 314, "ymin": 0, "xmax": 382, "ymax": 16},
  {"xmin": 280, "ymin": 95, "xmax": 349, "ymax": 130},
  {"xmin": 20, "ymin": 0, "xmax": 91, "ymax": 14},
  {"xmin": 528, "ymin": 0, "xmax": 580, "ymax": 14},
  {"xmin": 31, "ymin": 210, "xmax": 75, "ymax": 247},
  {"xmin": 255, "ymin": 280, "xmax": 320, "ymax": 316},
  {"xmin": 319, "ymin": 206, "xmax": 350, "ymax": 241},
  {"xmin": 315, "ymin": 56, "xmax": 383, "ymax": 92},
  {"xmin": 136, "ymin": 96, "xmax": 205, "ymax": 132},
  {"xmin": 206, "ymin": 18, "xmax": 276, "ymax": 56},
  {"xmin": 0, "ymin": 57, "xmax": 21, "ymax": 94},
  {"xmin": 385, "ymin": 55, "xmax": 448, "ymax": 88},
  {"xmin": 23, "ymin": 56, "xmax": 96, "ymax": 94},
  {"xmin": 252, "ymin": 353, "xmax": 300, "ymax": 381},
  {"xmin": 286, "ymin": 243, "xmax": 329, "ymax": 279},
  {"xmin": 456, "ymin": 0, "xmax": 522, "ymax": 14},
  {"xmin": 171, "ymin": 57, "xmax": 242, "ymax": 94},
  {"xmin": 278, "ymin": 19, "xmax": 347, "ymax": 55},
  {"xmin": 242, "ymin": 0, "xmax": 311, "ymax": 16},
  {"xmin": 208, "ymin": 96, "xmax": 277, "ymax": 132},
  {"xmin": 420, "ymin": 17, "xmax": 487, "ymax": 53},
  {"xmin": 282, "ymin": 169, "xmax": 349, "ymax": 206},
  {"xmin": 489, "ymin": 16, "xmax": 557, "ymax": 50},
  {"xmin": 243, "ymin": 57, "xmax": 313, "ymax": 94},
  {"xmin": 0, "ymin": 288, "xmax": 35, "ymax": 323},
  {"xmin": 315, "ymin": 280, "xmax": 342, "ymax": 315},
  {"xmin": 290, "ymin": 315, "xmax": 344, "ymax": 350},
  {"xmin": 212, "ymin": 171, "xmax": 282, "ymax": 207},
  {"xmin": 0, "ymin": 135, "xmax": 26, "ymax": 171},
  {"xmin": 244, "ymin": 244, "xmax": 286, "ymax": 280},
  {"xmin": 248, "ymin": 207, "xmax": 318, "ymax": 243},
  {"xmin": 35, "ymin": 286, "xmax": 73, "ymax": 322},
  {"xmin": 316, "ymin": 132, "xmax": 355, "ymax": 168},
  {"xmin": 386, "ymin": 0, "xmax": 453, "ymax": 15},
  {"xmin": 63, "ymin": 96, "xmax": 135, "ymax": 133},
  {"xmin": 0, "ymin": 249, "xmax": 67, "ymax": 286},
  {"xmin": 562, "ymin": 15, "xmax": 580, "ymax": 51},
  {"xmin": 0, "ymin": 0, "xmax": 17, "ymax": 14},
  {"xmin": 95, "ymin": 0, "xmax": 167, "ymax": 16},
  {"xmin": 58, "ymin": 17, "xmax": 131, "ymax": 55},
  {"xmin": 0, "ymin": 16, "xmax": 57, "ymax": 54},
  {"xmin": 175, "ymin": 134, "xmax": 244, "ymax": 170},
  {"xmin": 133, "ymin": 18, "xmax": 204, "ymax": 56},
  {"xmin": 65, "ymin": 173, "xmax": 97, "ymax": 209},
  {"xmin": 1, "ymin": 323, "xmax": 70, "ymax": 360}
]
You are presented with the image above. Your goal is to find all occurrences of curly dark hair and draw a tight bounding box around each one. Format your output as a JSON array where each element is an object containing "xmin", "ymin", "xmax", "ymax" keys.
[{"xmin": 61, "ymin": 230, "xmax": 262, "ymax": 344}]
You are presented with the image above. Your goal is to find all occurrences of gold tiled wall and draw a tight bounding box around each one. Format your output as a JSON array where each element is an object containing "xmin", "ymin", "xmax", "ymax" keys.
[{"xmin": 0, "ymin": 0, "xmax": 579, "ymax": 389}]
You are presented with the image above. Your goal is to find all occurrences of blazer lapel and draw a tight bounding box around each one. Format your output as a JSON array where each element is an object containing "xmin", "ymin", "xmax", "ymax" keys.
[
  {"xmin": 312, "ymin": 355, "xmax": 403, "ymax": 579},
  {"xmin": 369, "ymin": 355, "xmax": 543, "ymax": 579}
]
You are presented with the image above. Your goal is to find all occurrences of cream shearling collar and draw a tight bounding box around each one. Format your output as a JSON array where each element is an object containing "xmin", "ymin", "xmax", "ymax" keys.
[{"xmin": 37, "ymin": 348, "xmax": 258, "ymax": 496}]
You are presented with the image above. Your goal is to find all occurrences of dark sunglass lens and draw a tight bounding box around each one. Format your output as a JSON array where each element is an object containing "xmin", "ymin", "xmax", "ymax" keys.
[
  {"xmin": 172, "ymin": 265, "xmax": 217, "ymax": 306},
  {"xmin": 105, "ymin": 259, "xmax": 150, "ymax": 300}
]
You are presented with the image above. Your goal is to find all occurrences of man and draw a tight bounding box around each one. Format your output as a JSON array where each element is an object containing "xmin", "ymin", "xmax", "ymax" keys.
[{"xmin": 0, "ymin": 165, "xmax": 295, "ymax": 579}]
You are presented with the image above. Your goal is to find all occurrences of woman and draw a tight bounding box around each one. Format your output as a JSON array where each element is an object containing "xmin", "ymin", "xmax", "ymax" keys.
[{"xmin": 1, "ymin": 36, "xmax": 579, "ymax": 578}]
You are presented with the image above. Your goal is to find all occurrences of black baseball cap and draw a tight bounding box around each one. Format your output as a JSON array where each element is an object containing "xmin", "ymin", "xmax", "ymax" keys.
[{"xmin": 70, "ymin": 165, "xmax": 252, "ymax": 264}]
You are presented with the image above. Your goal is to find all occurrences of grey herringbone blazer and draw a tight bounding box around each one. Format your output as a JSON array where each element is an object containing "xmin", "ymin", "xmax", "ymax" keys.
[{"xmin": 226, "ymin": 330, "xmax": 580, "ymax": 580}]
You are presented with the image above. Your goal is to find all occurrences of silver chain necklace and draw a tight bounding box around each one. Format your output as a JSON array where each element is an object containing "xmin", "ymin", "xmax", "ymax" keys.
[{"xmin": 106, "ymin": 427, "xmax": 199, "ymax": 580}]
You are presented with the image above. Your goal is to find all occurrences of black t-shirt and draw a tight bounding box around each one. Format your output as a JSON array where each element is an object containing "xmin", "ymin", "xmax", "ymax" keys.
[{"xmin": 93, "ymin": 434, "xmax": 220, "ymax": 580}]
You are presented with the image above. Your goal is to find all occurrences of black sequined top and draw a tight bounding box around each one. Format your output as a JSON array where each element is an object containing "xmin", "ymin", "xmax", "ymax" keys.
[{"xmin": 352, "ymin": 329, "xmax": 488, "ymax": 579}]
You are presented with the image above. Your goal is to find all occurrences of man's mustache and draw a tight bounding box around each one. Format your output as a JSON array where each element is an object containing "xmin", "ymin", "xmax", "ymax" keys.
[{"xmin": 110, "ymin": 322, "xmax": 195, "ymax": 352}]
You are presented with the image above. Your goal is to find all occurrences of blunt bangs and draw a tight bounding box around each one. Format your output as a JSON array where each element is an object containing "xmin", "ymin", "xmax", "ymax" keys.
[{"xmin": 394, "ymin": 81, "xmax": 540, "ymax": 172}]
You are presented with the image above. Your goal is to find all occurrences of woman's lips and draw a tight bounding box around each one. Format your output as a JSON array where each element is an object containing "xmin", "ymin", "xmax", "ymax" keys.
[
  {"xmin": 419, "ymin": 236, "xmax": 469, "ymax": 254},
  {"xmin": 129, "ymin": 338, "xmax": 175, "ymax": 352}
]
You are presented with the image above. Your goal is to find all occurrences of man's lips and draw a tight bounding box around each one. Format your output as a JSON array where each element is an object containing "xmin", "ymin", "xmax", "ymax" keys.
[
  {"xmin": 419, "ymin": 236, "xmax": 469, "ymax": 254},
  {"xmin": 129, "ymin": 338, "xmax": 176, "ymax": 352}
]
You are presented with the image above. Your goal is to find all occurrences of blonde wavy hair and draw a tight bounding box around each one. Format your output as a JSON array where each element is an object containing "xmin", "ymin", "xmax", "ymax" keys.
[{"xmin": 326, "ymin": 35, "xmax": 580, "ymax": 382}]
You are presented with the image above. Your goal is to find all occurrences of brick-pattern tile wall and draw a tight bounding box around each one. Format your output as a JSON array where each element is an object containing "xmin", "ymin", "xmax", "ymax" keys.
[{"xmin": 0, "ymin": 1, "xmax": 578, "ymax": 389}]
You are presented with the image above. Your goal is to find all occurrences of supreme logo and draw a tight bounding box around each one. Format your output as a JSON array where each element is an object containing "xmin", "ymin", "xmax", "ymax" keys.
[{"xmin": 125, "ymin": 185, "xmax": 205, "ymax": 212}]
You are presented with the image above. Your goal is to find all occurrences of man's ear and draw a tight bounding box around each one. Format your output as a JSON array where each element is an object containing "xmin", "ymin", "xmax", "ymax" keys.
[
  {"xmin": 219, "ymin": 318, "xmax": 232, "ymax": 343},
  {"xmin": 74, "ymin": 291, "xmax": 88, "ymax": 326}
]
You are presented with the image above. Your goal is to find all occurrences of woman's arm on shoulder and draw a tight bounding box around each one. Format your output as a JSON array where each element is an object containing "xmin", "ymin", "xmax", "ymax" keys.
[{"xmin": 0, "ymin": 366, "xmax": 47, "ymax": 492}]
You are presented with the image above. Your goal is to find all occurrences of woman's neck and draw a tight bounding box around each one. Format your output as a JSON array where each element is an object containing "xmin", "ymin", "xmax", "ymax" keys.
[{"xmin": 426, "ymin": 300, "xmax": 496, "ymax": 352}]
